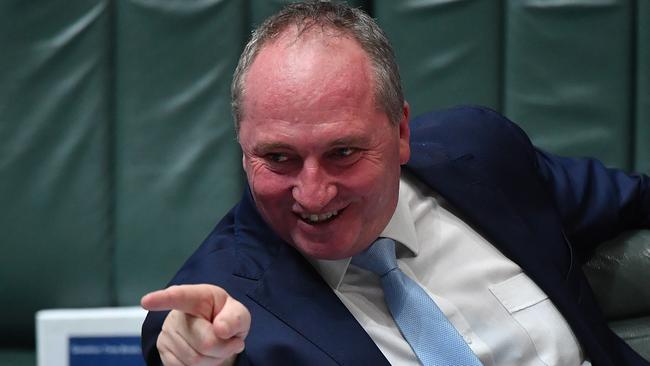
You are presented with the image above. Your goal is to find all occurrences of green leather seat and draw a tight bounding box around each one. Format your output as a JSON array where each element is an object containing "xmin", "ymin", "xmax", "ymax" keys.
[{"xmin": 584, "ymin": 230, "xmax": 650, "ymax": 360}]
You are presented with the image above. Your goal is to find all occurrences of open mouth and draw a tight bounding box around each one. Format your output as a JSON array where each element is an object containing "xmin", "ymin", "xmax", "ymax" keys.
[{"xmin": 297, "ymin": 208, "xmax": 344, "ymax": 225}]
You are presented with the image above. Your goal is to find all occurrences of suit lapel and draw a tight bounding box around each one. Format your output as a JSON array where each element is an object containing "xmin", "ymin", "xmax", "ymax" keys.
[
  {"xmin": 246, "ymin": 244, "xmax": 389, "ymax": 364},
  {"xmin": 234, "ymin": 188, "xmax": 389, "ymax": 365}
]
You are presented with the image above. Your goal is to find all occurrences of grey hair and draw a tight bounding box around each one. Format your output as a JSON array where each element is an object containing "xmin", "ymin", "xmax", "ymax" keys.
[{"xmin": 230, "ymin": 1, "xmax": 404, "ymax": 135}]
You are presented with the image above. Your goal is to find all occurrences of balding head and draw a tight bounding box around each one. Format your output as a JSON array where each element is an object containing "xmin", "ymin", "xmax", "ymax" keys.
[{"xmin": 231, "ymin": 1, "xmax": 404, "ymax": 136}]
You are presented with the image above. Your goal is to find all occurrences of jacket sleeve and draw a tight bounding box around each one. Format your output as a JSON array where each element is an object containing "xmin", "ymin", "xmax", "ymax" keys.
[
  {"xmin": 474, "ymin": 105, "xmax": 650, "ymax": 257},
  {"xmin": 533, "ymin": 148, "xmax": 650, "ymax": 254},
  {"xmin": 413, "ymin": 105, "xmax": 650, "ymax": 257}
]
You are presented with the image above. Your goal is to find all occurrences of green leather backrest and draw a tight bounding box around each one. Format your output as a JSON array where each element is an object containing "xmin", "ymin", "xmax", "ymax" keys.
[
  {"xmin": 504, "ymin": 0, "xmax": 634, "ymax": 170},
  {"xmin": 0, "ymin": 0, "xmax": 648, "ymax": 353},
  {"xmin": 250, "ymin": 0, "xmax": 367, "ymax": 27},
  {"xmin": 375, "ymin": 0, "xmax": 502, "ymax": 113},
  {"xmin": 375, "ymin": 0, "xmax": 648, "ymax": 172},
  {"xmin": 638, "ymin": 0, "xmax": 650, "ymax": 174},
  {"xmin": 113, "ymin": 0, "xmax": 245, "ymax": 307},
  {"xmin": 0, "ymin": 0, "xmax": 113, "ymax": 347}
]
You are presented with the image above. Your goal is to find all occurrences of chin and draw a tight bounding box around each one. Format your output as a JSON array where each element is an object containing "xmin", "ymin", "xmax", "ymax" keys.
[{"xmin": 291, "ymin": 236, "xmax": 366, "ymax": 260}]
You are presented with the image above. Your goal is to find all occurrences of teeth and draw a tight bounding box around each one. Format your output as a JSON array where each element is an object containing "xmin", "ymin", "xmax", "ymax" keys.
[{"xmin": 300, "ymin": 210, "xmax": 339, "ymax": 223}]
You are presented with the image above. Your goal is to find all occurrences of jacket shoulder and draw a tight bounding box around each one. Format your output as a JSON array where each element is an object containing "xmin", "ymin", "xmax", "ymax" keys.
[
  {"xmin": 409, "ymin": 106, "xmax": 538, "ymax": 172},
  {"xmin": 411, "ymin": 106, "xmax": 530, "ymax": 148}
]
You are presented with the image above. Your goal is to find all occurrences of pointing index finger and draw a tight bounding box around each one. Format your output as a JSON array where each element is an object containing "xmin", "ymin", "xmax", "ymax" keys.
[{"xmin": 141, "ymin": 284, "xmax": 229, "ymax": 321}]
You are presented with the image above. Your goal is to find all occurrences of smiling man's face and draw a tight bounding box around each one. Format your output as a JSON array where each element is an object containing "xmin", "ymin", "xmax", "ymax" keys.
[{"xmin": 238, "ymin": 29, "xmax": 410, "ymax": 260}]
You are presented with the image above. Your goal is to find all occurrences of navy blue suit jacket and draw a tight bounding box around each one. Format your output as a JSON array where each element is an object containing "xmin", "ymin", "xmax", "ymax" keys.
[{"xmin": 142, "ymin": 106, "xmax": 650, "ymax": 365}]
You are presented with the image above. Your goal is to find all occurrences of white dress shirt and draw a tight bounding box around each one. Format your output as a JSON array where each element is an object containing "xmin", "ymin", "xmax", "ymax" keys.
[{"xmin": 308, "ymin": 172, "xmax": 590, "ymax": 366}]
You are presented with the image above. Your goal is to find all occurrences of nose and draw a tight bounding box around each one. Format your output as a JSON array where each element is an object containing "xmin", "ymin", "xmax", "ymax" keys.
[{"xmin": 292, "ymin": 159, "xmax": 337, "ymax": 212}]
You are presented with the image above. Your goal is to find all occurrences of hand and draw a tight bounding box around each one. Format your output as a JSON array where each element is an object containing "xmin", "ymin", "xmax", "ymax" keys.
[{"xmin": 141, "ymin": 284, "xmax": 251, "ymax": 366}]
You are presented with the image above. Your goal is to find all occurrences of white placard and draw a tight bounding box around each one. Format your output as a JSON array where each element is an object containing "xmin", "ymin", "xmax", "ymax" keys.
[{"xmin": 36, "ymin": 307, "xmax": 147, "ymax": 366}]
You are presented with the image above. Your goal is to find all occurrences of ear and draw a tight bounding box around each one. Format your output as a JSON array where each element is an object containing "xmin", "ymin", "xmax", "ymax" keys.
[
  {"xmin": 398, "ymin": 101, "xmax": 410, "ymax": 165},
  {"xmin": 241, "ymin": 152, "xmax": 251, "ymax": 176}
]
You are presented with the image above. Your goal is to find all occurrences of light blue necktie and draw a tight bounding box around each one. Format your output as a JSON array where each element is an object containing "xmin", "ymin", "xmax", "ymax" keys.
[{"xmin": 352, "ymin": 237, "xmax": 483, "ymax": 366}]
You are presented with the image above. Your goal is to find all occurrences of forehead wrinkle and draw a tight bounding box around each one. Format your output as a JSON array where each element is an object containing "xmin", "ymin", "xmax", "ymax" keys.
[{"xmin": 248, "ymin": 120, "xmax": 376, "ymax": 153}]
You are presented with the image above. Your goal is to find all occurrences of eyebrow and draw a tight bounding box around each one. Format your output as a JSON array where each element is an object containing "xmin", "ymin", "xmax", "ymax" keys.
[
  {"xmin": 328, "ymin": 135, "xmax": 370, "ymax": 147},
  {"xmin": 251, "ymin": 135, "xmax": 371, "ymax": 154},
  {"xmin": 252, "ymin": 142, "xmax": 293, "ymax": 154}
]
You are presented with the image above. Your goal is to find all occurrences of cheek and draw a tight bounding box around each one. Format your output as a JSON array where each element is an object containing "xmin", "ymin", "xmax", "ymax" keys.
[{"xmin": 343, "ymin": 160, "xmax": 399, "ymax": 203}]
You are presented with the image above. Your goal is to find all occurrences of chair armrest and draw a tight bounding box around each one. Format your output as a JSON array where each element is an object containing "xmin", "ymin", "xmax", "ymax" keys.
[{"xmin": 583, "ymin": 230, "xmax": 650, "ymax": 320}]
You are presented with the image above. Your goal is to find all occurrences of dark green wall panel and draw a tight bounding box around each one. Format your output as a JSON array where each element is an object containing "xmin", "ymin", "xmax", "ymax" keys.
[
  {"xmin": 637, "ymin": 1, "xmax": 650, "ymax": 174},
  {"xmin": 505, "ymin": 0, "xmax": 633, "ymax": 169},
  {"xmin": 114, "ymin": 0, "xmax": 245, "ymax": 305},
  {"xmin": 0, "ymin": 0, "xmax": 112, "ymax": 345},
  {"xmin": 251, "ymin": 0, "xmax": 307, "ymax": 27},
  {"xmin": 375, "ymin": 0, "xmax": 501, "ymax": 116},
  {"xmin": 250, "ymin": 0, "xmax": 368, "ymax": 28}
]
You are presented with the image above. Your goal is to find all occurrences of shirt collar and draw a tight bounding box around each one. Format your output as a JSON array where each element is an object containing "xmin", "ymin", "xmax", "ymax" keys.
[{"xmin": 307, "ymin": 175, "xmax": 420, "ymax": 289}]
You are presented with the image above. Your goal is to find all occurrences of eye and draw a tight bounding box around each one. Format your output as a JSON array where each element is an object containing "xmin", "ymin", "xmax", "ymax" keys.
[
  {"xmin": 328, "ymin": 147, "xmax": 362, "ymax": 165},
  {"xmin": 266, "ymin": 152, "xmax": 289, "ymax": 163},
  {"xmin": 262, "ymin": 152, "xmax": 297, "ymax": 173},
  {"xmin": 332, "ymin": 147, "xmax": 356, "ymax": 158}
]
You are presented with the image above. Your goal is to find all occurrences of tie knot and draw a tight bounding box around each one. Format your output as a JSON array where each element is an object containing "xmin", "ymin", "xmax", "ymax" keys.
[{"xmin": 352, "ymin": 238, "xmax": 398, "ymax": 277}]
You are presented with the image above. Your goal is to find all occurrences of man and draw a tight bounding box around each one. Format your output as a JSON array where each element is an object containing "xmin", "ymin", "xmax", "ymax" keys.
[{"xmin": 141, "ymin": 2, "xmax": 650, "ymax": 365}]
